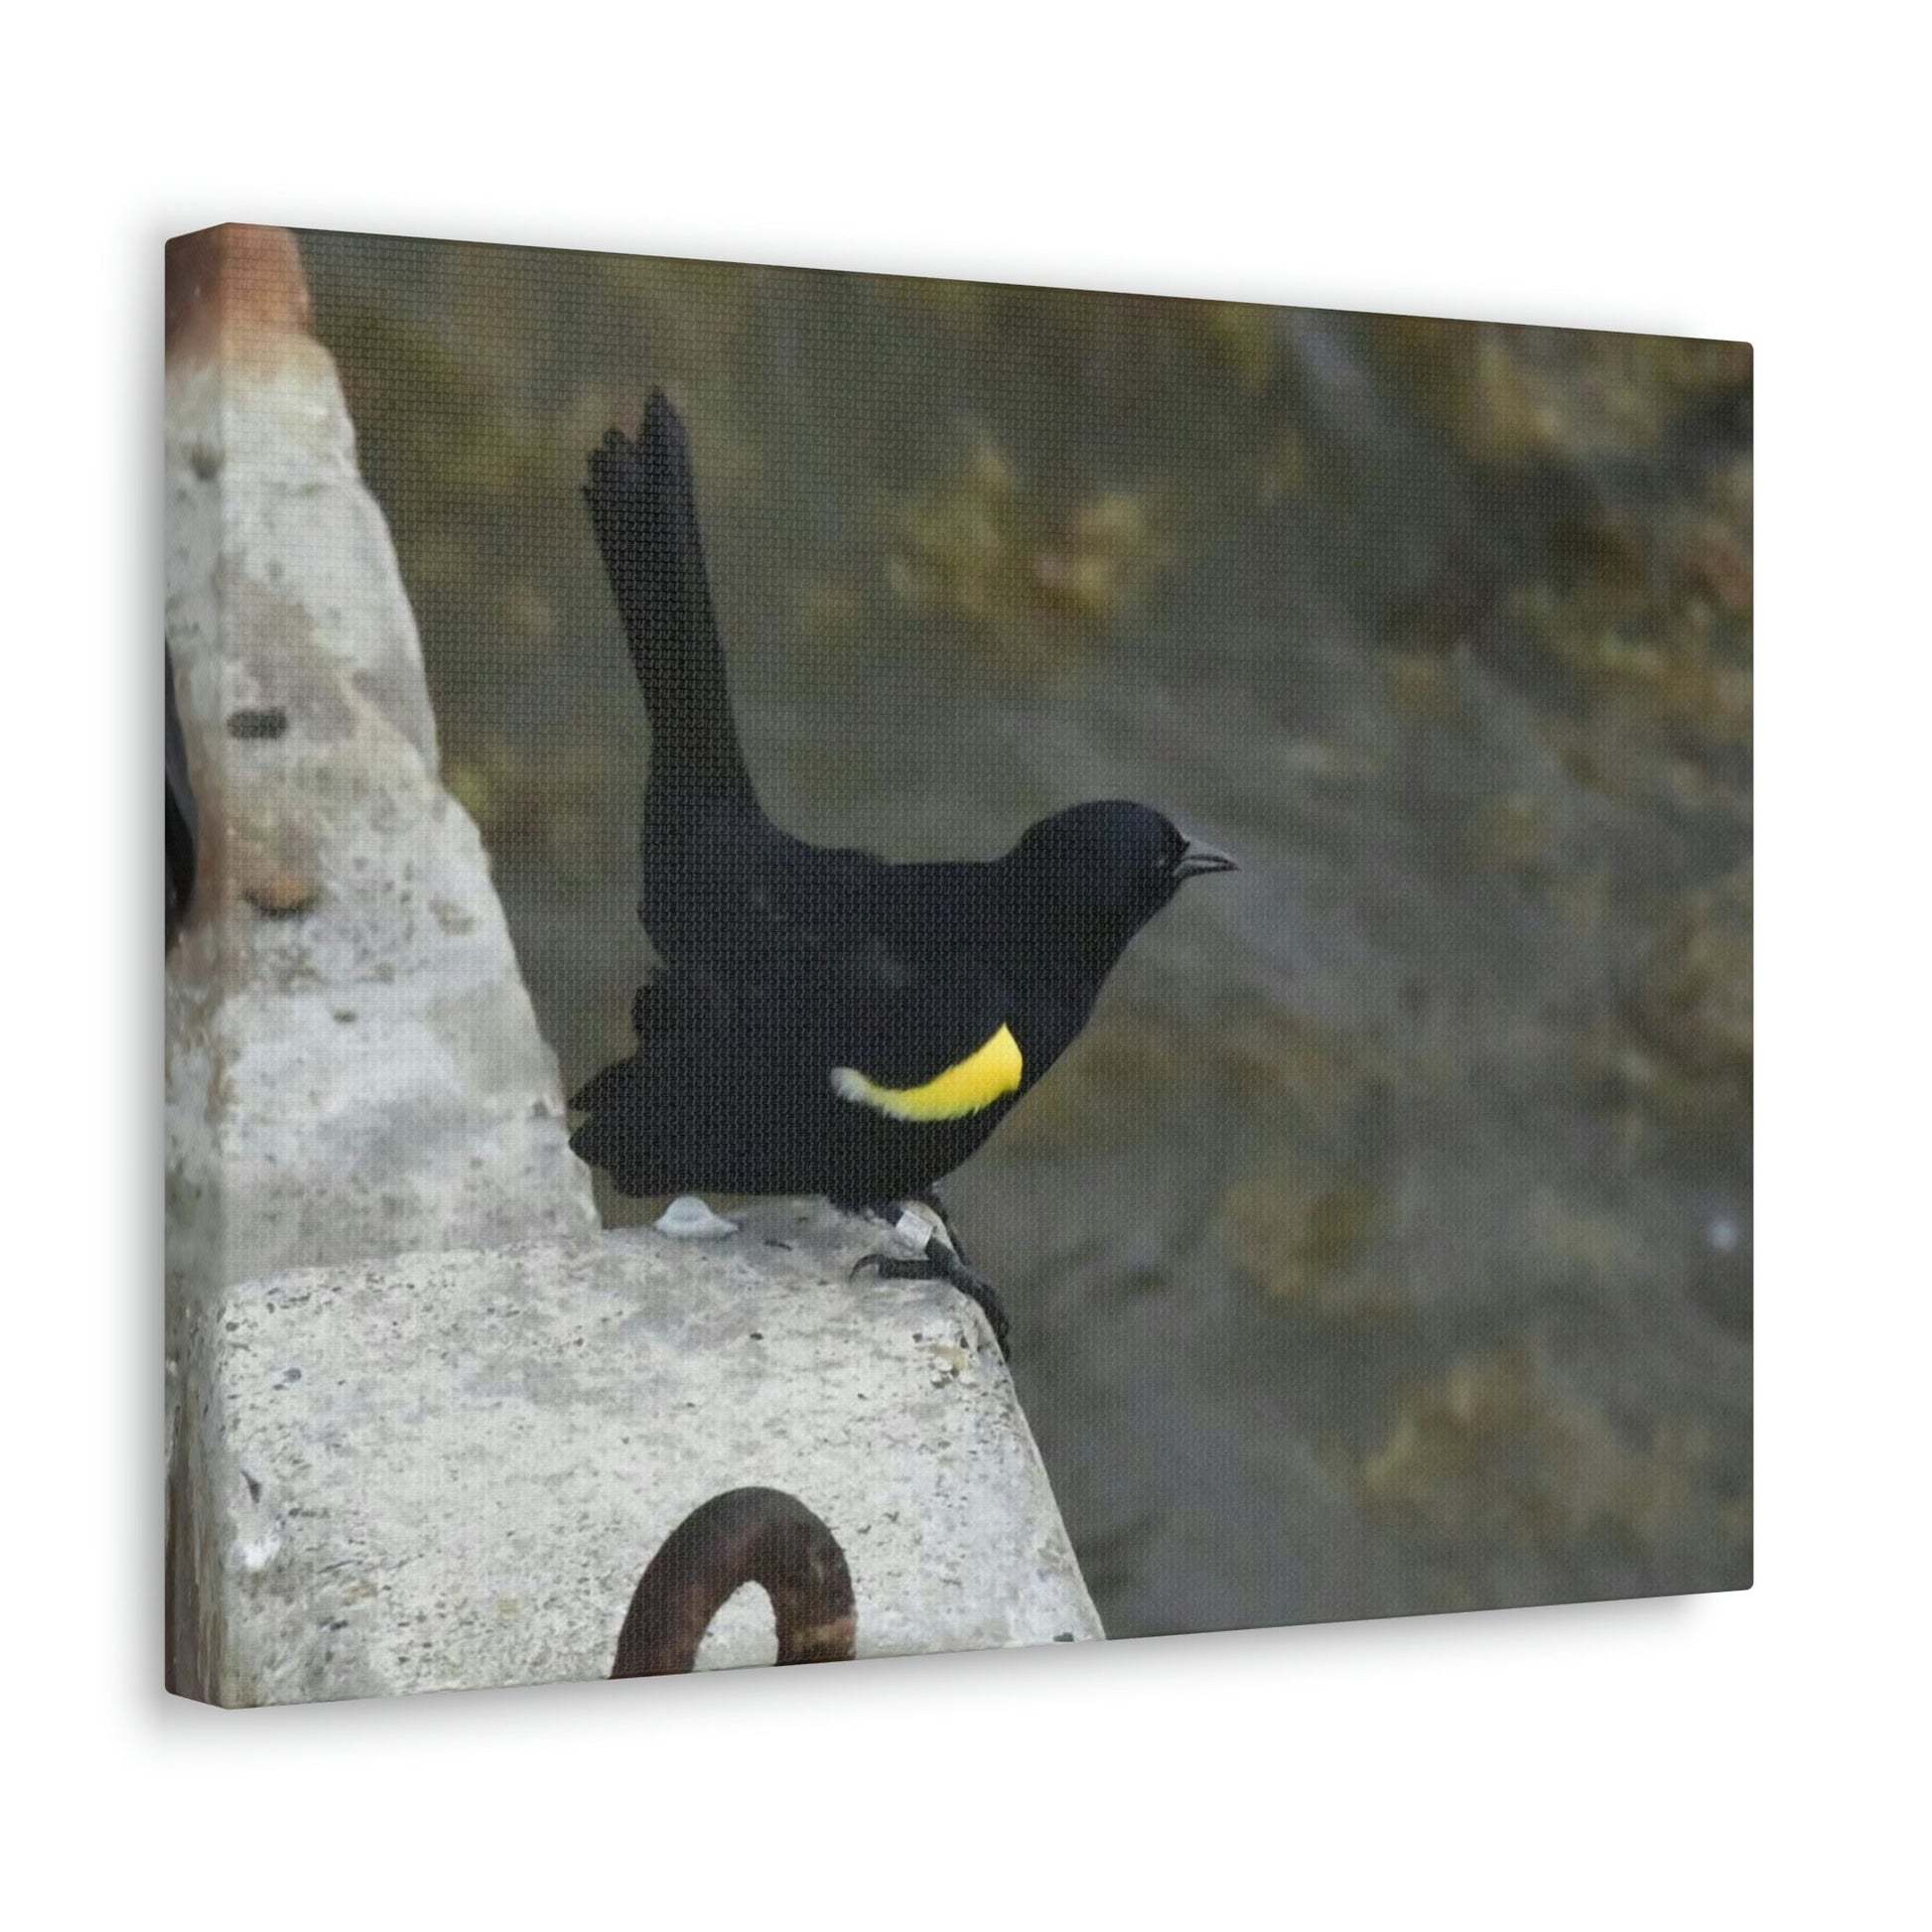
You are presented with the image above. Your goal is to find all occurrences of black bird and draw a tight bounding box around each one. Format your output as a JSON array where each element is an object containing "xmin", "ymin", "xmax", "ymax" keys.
[{"xmin": 569, "ymin": 393, "xmax": 1235, "ymax": 1348}]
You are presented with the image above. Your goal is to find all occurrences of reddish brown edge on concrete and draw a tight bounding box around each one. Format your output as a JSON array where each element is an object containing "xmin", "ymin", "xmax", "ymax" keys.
[{"xmin": 166, "ymin": 223, "xmax": 313, "ymax": 367}]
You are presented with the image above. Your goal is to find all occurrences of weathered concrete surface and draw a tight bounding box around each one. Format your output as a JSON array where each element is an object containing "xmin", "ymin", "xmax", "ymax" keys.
[
  {"xmin": 174, "ymin": 1206, "xmax": 1103, "ymax": 1707},
  {"xmin": 163, "ymin": 225, "xmax": 597, "ymax": 1297},
  {"xmin": 161, "ymin": 229, "xmax": 1101, "ymax": 1705}
]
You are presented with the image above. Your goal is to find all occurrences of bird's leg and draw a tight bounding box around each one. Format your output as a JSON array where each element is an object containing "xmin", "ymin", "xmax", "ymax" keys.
[
  {"xmin": 851, "ymin": 1201, "xmax": 1012, "ymax": 1359},
  {"xmin": 910, "ymin": 1186, "xmax": 969, "ymax": 1266},
  {"xmin": 858, "ymin": 1242, "xmax": 1013, "ymax": 1360}
]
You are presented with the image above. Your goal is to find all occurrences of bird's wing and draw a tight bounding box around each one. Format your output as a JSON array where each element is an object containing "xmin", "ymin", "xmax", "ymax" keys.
[
  {"xmin": 618, "ymin": 942, "xmax": 1022, "ymax": 1127},
  {"xmin": 759, "ymin": 863, "xmax": 1026, "ymax": 1114},
  {"xmin": 641, "ymin": 819, "xmax": 1025, "ymax": 1113}
]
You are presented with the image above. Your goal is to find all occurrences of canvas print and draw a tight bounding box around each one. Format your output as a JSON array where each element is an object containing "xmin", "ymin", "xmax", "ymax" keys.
[{"xmin": 164, "ymin": 224, "xmax": 1750, "ymax": 1706}]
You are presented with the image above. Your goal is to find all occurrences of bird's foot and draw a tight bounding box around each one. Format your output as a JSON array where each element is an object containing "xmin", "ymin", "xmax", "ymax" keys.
[{"xmin": 852, "ymin": 1210, "xmax": 1012, "ymax": 1359}]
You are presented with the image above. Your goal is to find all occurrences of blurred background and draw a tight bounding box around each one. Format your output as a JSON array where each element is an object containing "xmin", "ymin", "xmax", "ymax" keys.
[{"xmin": 302, "ymin": 229, "xmax": 1751, "ymax": 1637}]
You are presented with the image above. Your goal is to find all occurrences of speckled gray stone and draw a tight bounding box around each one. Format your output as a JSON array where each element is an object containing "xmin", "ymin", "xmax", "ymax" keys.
[
  {"xmin": 172, "ymin": 1207, "xmax": 1103, "ymax": 1707},
  {"xmin": 163, "ymin": 284, "xmax": 598, "ymax": 1301}
]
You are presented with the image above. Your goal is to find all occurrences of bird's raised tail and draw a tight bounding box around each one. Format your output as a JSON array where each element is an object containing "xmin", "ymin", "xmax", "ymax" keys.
[{"xmin": 583, "ymin": 390, "xmax": 756, "ymax": 806}]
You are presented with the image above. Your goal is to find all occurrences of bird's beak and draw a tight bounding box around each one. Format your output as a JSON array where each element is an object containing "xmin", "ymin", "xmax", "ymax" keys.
[{"xmin": 1173, "ymin": 836, "xmax": 1238, "ymax": 881}]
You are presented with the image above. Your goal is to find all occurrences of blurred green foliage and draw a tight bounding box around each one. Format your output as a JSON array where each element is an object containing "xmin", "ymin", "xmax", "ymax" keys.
[{"xmin": 303, "ymin": 231, "xmax": 1750, "ymax": 1634}]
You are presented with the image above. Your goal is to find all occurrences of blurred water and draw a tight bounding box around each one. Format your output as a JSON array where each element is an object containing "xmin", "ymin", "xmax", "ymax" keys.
[{"xmin": 305, "ymin": 231, "xmax": 1751, "ymax": 1635}]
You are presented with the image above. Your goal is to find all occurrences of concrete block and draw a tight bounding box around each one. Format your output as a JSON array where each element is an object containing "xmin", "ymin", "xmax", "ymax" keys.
[
  {"xmin": 172, "ymin": 1206, "xmax": 1104, "ymax": 1706},
  {"xmin": 163, "ymin": 226, "xmax": 597, "ymax": 1300}
]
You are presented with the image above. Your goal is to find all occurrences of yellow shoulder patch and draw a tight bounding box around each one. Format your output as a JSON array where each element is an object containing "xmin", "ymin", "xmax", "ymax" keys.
[{"xmin": 830, "ymin": 1023, "xmax": 1024, "ymax": 1122}]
